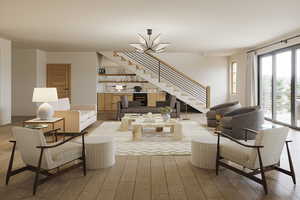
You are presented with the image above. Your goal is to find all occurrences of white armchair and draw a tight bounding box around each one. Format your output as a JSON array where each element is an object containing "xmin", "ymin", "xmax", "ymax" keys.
[
  {"xmin": 6, "ymin": 127, "xmax": 87, "ymax": 195},
  {"xmin": 50, "ymin": 98, "xmax": 97, "ymax": 132},
  {"xmin": 216, "ymin": 126, "xmax": 296, "ymax": 194}
]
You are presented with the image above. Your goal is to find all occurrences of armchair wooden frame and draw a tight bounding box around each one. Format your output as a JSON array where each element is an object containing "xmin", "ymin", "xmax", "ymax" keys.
[
  {"xmin": 216, "ymin": 128, "xmax": 296, "ymax": 194},
  {"xmin": 6, "ymin": 130, "xmax": 87, "ymax": 195}
]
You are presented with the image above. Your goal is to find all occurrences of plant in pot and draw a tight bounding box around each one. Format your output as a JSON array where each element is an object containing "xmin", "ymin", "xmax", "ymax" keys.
[{"xmin": 160, "ymin": 106, "xmax": 172, "ymax": 121}]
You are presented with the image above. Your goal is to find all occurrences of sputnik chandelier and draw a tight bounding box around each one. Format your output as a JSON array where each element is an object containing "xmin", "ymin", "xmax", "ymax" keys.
[{"xmin": 129, "ymin": 29, "xmax": 170, "ymax": 53}]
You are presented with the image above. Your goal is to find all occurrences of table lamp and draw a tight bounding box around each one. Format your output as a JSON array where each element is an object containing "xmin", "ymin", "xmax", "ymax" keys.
[
  {"xmin": 115, "ymin": 85, "xmax": 123, "ymax": 92},
  {"xmin": 32, "ymin": 88, "xmax": 58, "ymax": 120}
]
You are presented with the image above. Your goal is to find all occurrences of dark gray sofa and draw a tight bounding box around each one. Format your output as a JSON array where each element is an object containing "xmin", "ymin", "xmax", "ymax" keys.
[
  {"xmin": 206, "ymin": 101, "xmax": 241, "ymax": 127},
  {"xmin": 117, "ymin": 95, "xmax": 180, "ymax": 120}
]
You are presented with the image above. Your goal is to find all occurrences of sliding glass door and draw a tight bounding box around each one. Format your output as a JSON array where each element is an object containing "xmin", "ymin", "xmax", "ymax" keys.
[
  {"xmin": 296, "ymin": 49, "xmax": 300, "ymax": 127},
  {"xmin": 259, "ymin": 47, "xmax": 297, "ymax": 128},
  {"xmin": 274, "ymin": 51, "xmax": 292, "ymax": 124}
]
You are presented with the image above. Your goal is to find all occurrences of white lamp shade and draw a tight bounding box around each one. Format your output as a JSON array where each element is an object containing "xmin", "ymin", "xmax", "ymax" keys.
[
  {"xmin": 115, "ymin": 85, "xmax": 123, "ymax": 90},
  {"xmin": 32, "ymin": 88, "xmax": 58, "ymax": 103}
]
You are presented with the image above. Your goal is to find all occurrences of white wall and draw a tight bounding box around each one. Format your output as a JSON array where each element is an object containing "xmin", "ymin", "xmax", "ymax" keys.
[
  {"xmin": 12, "ymin": 49, "xmax": 38, "ymax": 116},
  {"xmin": 228, "ymin": 52, "xmax": 247, "ymax": 106},
  {"xmin": 47, "ymin": 52, "xmax": 98, "ymax": 105},
  {"xmin": 156, "ymin": 53, "xmax": 229, "ymax": 106},
  {"xmin": 36, "ymin": 49, "xmax": 47, "ymax": 87},
  {"xmin": 0, "ymin": 38, "xmax": 12, "ymax": 125}
]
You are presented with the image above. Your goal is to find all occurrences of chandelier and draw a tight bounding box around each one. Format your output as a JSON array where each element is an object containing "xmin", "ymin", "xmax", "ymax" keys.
[{"xmin": 129, "ymin": 29, "xmax": 170, "ymax": 53}]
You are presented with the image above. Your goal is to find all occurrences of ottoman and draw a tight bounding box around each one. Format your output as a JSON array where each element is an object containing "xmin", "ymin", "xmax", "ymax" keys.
[
  {"xmin": 191, "ymin": 135, "xmax": 218, "ymax": 169},
  {"xmin": 83, "ymin": 136, "xmax": 115, "ymax": 169}
]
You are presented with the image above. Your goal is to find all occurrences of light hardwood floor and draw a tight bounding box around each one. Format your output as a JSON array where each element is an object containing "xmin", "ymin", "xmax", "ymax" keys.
[{"xmin": 1, "ymin": 114, "xmax": 300, "ymax": 200}]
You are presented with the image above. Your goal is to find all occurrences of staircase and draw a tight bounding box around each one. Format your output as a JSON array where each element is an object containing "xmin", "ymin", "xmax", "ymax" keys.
[{"xmin": 100, "ymin": 50, "xmax": 210, "ymax": 113}]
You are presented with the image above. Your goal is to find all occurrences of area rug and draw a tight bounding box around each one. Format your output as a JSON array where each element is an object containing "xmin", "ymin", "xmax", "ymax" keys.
[{"xmin": 89, "ymin": 120, "xmax": 216, "ymax": 156}]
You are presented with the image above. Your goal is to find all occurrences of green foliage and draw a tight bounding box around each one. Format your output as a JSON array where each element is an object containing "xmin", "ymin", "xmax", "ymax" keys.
[{"xmin": 160, "ymin": 106, "xmax": 172, "ymax": 114}]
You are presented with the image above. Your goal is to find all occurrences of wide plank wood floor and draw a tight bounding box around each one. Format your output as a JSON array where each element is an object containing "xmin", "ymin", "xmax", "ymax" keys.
[{"xmin": 1, "ymin": 115, "xmax": 300, "ymax": 200}]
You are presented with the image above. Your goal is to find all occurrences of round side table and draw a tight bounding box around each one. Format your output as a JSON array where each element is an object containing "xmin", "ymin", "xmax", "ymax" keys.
[
  {"xmin": 191, "ymin": 135, "xmax": 218, "ymax": 169},
  {"xmin": 83, "ymin": 136, "xmax": 115, "ymax": 169}
]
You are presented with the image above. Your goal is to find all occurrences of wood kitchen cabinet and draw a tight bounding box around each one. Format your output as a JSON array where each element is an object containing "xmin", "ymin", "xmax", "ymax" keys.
[
  {"xmin": 147, "ymin": 92, "xmax": 166, "ymax": 107},
  {"xmin": 98, "ymin": 93, "xmax": 133, "ymax": 111},
  {"xmin": 98, "ymin": 92, "xmax": 166, "ymax": 111}
]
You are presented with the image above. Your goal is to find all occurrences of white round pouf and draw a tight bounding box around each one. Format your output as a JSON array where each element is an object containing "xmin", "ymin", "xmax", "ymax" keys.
[
  {"xmin": 191, "ymin": 135, "xmax": 217, "ymax": 169},
  {"xmin": 84, "ymin": 136, "xmax": 115, "ymax": 170}
]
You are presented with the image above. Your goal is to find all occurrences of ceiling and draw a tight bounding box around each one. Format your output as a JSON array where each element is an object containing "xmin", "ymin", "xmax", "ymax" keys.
[{"xmin": 1, "ymin": 0, "xmax": 300, "ymax": 54}]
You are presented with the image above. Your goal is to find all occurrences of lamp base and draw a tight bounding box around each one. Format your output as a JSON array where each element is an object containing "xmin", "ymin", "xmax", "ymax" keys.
[{"xmin": 37, "ymin": 103, "xmax": 54, "ymax": 120}]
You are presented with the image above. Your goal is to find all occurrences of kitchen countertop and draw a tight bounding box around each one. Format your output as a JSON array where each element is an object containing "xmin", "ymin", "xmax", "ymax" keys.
[{"xmin": 97, "ymin": 91, "xmax": 164, "ymax": 94}]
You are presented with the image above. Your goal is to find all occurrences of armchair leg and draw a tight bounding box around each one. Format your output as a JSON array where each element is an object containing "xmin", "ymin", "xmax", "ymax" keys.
[
  {"xmin": 257, "ymin": 148, "xmax": 268, "ymax": 194},
  {"xmin": 82, "ymin": 134, "xmax": 86, "ymax": 176},
  {"xmin": 216, "ymin": 134, "xmax": 220, "ymax": 175},
  {"xmin": 6, "ymin": 141, "xmax": 16, "ymax": 185},
  {"xmin": 33, "ymin": 149, "xmax": 44, "ymax": 195},
  {"xmin": 286, "ymin": 142, "xmax": 296, "ymax": 184}
]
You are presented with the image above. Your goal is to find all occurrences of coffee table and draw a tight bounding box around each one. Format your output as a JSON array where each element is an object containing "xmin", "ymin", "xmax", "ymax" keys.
[
  {"xmin": 131, "ymin": 119, "xmax": 182, "ymax": 141},
  {"xmin": 119, "ymin": 113, "xmax": 163, "ymax": 131},
  {"xmin": 119, "ymin": 114, "xmax": 141, "ymax": 131}
]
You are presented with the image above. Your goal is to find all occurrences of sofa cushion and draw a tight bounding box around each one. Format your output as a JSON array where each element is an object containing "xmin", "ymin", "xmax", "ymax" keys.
[{"xmin": 79, "ymin": 110, "xmax": 97, "ymax": 122}]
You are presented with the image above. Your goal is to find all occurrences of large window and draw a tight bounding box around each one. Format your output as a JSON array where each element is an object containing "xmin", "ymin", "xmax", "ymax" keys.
[
  {"xmin": 230, "ymin": 62, "xmax": 237, "ymax": 95},
  {"xmin": 259, "ymin": 46, "xmax": 299, "ymax": 128}
]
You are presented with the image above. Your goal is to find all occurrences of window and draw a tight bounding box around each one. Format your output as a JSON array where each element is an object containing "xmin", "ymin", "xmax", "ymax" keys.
[{"xmin": 230, "ymin": 62, "xmax": 237, "ymax": 95}]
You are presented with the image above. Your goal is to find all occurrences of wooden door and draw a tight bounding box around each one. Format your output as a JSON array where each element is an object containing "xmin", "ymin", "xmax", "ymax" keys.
[{"xmin": 47, "ymin": 64, "xmax": 71, "ymax": 99}]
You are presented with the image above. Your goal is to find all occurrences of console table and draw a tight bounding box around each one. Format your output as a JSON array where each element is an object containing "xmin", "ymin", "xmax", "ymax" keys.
[{"xmin": 23, "ymin": 117, "xmax": 65, "ymax": 132}]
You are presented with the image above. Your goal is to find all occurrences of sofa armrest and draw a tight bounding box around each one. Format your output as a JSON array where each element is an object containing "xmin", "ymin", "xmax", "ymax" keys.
[
  {"xmin": 71, "ymin": 104, "xmax": 97, "ymax": 111},
  {"xmin": 54, "ymin": 110, "xmax": 80, "ymax": 132}
]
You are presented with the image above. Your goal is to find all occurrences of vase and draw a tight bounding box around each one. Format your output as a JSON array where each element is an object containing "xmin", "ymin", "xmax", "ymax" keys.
[{"xmin": 162, "ymin": 113, "xmax": 170, "ymax": 122}]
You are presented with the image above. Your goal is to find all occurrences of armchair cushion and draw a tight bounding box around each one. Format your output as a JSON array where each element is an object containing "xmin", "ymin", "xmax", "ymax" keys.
[
  {"xmin": 219, "ymin": 126, "xmax": 289, "ymax": 170},
  {"xmin": 11, "ymin": 127, "xmax": 83, "ymax": 170},
  {"xmin": 50, "ymin": 142, "xmax": 82, "ymax": 166},
  {"xmin": 221, "ymin": 140, "xmax": 255, "ymax": 168}
]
